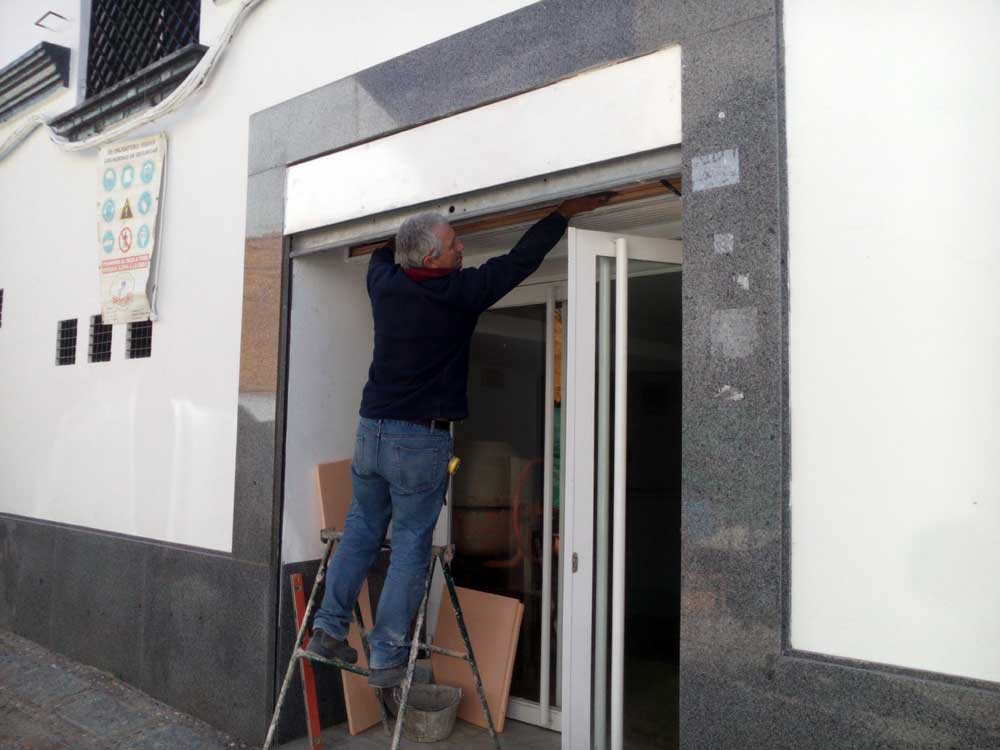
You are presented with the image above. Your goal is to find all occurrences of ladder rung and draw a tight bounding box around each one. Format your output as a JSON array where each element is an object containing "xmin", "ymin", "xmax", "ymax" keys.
[
  {"xmin": 352, "ymin": 633, "xmax": 471, "ymax": 662},
  {"xmin": 422, "ymin": 643, "xmax": 469, "ymax": 660},
  {"xmin": 294, "ymin": 648, "xmax": 372, "ymax": 677},
  {"xmin": 319, "ymin": 529, "xmax": 455, "ymax": 564}
]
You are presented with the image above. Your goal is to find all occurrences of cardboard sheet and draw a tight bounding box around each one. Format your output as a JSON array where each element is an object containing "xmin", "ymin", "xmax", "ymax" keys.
[
  {"xmin": 315, "ymin": 459, "xmax": 380, "ymax": 734},
  {"xmin": 342, "ymin": 581, "xmax": 382, "ymax": 735},
  {"xmin": 316, "ymin": 459, "xmax": 352, "ymax": 531},
  {"xmin": 430, "ymin": 586, "xmax": 523, "ymax": 732}
]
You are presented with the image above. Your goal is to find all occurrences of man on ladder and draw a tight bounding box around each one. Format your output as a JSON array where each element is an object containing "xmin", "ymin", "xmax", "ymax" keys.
[{"xmin": 306, "ymin": 193, "xmax": 611, "ymax": 688}]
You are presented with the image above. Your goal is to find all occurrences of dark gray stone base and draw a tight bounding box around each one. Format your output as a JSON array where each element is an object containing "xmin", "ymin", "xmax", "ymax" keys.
[{"xmin": 0, "ymin": 514, "xmax": 274, "ymax": 744}]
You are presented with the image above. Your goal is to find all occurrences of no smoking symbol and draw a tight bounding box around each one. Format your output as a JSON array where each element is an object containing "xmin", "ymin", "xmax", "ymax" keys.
[{"xmin": 119, "ymin": 227, "xmax": 133, "ymax": 253}]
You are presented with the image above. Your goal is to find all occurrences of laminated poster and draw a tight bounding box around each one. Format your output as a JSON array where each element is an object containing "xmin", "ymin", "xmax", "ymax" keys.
[{"xmin": 97, "ymin": 134, "xmax": 166, "ymax": 324}]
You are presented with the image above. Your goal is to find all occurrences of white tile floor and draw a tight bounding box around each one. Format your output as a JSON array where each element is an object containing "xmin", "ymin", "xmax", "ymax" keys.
[{"xmin": 277, "ymin": 718, "xmax": 560, "ymax": 750}]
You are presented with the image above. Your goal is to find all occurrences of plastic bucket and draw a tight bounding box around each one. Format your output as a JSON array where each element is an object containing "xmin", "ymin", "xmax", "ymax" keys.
[{"xmin": 386, "ymin": 683, "xmax": 463, "ymax": 743}]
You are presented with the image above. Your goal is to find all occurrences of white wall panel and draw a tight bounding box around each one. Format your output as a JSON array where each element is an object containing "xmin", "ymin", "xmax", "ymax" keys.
[
  {"xmin": 787, "ymin": 0, "xmax": 1000, "ymax": 682},
  {"xmin": 285, "ymin": 46, "xmax": 682, "ymax": 234},
  {"xmin": 282, "ymin": 253, "xmax": 372, "ymax": 565}
]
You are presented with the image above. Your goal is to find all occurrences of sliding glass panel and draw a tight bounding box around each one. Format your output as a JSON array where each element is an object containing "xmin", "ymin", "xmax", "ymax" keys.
[
  {"xmin": 451, "ymin": 303, "xmax": 562, "ymax": 711},
  {"xmin": 592, "ymin": 264, "xmax": 681, "ymax": 750}
]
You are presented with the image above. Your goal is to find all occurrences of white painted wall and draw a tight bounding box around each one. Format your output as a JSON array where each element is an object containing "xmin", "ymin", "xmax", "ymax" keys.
[
  {"xmin": 0, "ymin": 0, "xmax": 538, "ymax": 550},
  {"xmin": 787, "ymin": 0, "xmax": 1000, "ymax": 682},
  {"xmin": 282, "ymin": 252, "xmax": 372, "ymax": 565}
]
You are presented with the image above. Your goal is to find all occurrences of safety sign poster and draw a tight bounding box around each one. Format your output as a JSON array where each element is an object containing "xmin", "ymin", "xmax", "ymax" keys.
[{"xmin": 97, "ymin": 134, "xmax": 166, "ymax": 324}]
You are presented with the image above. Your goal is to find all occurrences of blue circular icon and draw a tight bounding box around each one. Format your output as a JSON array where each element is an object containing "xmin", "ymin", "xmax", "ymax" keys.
[
  {"xmin": 141, "ymin": 160, "xmax": 155, "ymax": 184},
  {"xmin": 102, "ymin": 199, "xmax": 115, "ymax": 223},
  {"xmin": 102, "ymin": 168, "xmax": 116, "ymax": 191},
  {"xmin": 137, "ymin": 191, "xmax": 152, "ymax": 216},
  {"xmin": 102, "ymin": 231, "xmax": 114, "ymax": 253},
  {"xmin": 137, "ymin": 224, "xmax": 151, "ymax": 249},
  {"xmin": 121, "ymin": 165, "xmax": 135, "ymax": 188}
]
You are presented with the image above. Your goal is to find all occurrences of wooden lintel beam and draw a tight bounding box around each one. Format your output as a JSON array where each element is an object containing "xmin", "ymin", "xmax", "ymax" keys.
[{"xmin": 348, "ymin": 176, "xmax": 682, "ymax": 258}]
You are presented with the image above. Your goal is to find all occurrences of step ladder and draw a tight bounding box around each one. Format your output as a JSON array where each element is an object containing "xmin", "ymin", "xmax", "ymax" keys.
[{"xmin": 263, "ymin": 529, "xmax": 502, "ymax": 750}]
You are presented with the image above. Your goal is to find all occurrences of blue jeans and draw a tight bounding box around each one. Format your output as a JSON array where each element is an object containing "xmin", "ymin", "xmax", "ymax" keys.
[{"xmin": 312, "ymin": 417, "xmax": 451, "ymax": 669}]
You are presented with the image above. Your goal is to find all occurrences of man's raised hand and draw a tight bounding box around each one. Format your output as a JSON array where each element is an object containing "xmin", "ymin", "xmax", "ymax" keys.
[{"xmin": 557, "ymin": 191, "xmax": 616, "ymax": 219}]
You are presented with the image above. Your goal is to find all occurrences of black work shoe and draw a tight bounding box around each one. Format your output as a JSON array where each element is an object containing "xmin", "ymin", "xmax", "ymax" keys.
[
  {"xmin": 305, "ymin": 628, "xmax": 358, "ymax": 664},
  {"xmin": 368, "ymin": 663, "xmax": 407, "ymax": 688}
]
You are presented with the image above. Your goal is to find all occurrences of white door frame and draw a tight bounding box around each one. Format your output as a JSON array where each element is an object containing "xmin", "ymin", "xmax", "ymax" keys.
[
  {"xmin": 562, "ymin": 229, "xmax": 682, "ymax": 750},
  {"xmin": 487, "ymin": 279, "xmax": 567, "ymax": 732}
]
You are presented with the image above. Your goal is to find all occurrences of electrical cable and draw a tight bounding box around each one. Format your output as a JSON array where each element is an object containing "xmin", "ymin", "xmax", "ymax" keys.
[{"xmin": 0, "ymin": 0, "xmax": 267, "ymax": 164}]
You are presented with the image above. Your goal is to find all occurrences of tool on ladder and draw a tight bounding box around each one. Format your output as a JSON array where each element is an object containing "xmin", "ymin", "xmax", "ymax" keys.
[{"xmin": 263, "ymin": 493, "xmax": 500, "ymax": 749}]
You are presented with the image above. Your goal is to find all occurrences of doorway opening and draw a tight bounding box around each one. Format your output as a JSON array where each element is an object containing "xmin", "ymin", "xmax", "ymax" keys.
[
  {"xmin": 281, "ymin": 172, "xmax": 683, "ymax": 750},
  {"xmin": 444, "ymin": 189, "xmax": 683, "ymax": 749}
]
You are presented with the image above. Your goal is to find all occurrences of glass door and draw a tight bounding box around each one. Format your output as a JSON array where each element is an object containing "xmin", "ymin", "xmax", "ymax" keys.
[
  {"xmin": 562, "ymin": 229, "xmax": 683, "ymax": 750},
  {"xmin": 450, "ymin": 282, "xmax": 567, "ymax": 731}
]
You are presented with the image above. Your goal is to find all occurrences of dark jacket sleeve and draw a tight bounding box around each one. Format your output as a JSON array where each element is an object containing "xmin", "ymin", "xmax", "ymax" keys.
[
  {"xmin": 367, "ymin": 244, "xmax": 396, "ymax": 294},
  {"xmin": 456, "ymin": 211, "xmax": 569, "ymax": 311}
]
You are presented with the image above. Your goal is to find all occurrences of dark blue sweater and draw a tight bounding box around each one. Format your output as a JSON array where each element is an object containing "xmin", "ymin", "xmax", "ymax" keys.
[{"xmin": 359, "ymin": 211, "xmax": 569, "ymax": 421}]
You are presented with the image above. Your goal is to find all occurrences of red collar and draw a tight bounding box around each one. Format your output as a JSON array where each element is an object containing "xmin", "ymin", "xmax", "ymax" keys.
[{"xmin": 403, "ymin": 267, "xmax": 454, "ymax": 282}]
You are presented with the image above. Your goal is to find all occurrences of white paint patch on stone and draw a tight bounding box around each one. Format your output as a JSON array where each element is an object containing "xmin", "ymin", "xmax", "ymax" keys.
[
  {"xmin": 692, "ymin": 148, "xmax": 740, "ymax": 191},
  {"xmin": 713, "ymin": 232, "xmax": 734, "ymax": 254},
  {"xmin": 714, "ymin": 384, "xmax": 745, "ymax": 401},
  {"xmin": 710, "ymin": 307, "xmax": 759, "ymax": 359},
  {"xmin": 735, "ymin": 273, "xmax": 750, "ymax": 290}
]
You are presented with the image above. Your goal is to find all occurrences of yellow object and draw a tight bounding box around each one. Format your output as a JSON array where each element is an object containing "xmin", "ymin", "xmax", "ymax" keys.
[{"xmin": 448, "ymin": 456, "xmax": 462, "ymax": 476}]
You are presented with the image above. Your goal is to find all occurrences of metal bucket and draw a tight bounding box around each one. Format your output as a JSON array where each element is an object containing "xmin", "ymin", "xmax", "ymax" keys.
[{"xmin": 387, "ymin": 683, "xmax": 463, "ymax": 743}]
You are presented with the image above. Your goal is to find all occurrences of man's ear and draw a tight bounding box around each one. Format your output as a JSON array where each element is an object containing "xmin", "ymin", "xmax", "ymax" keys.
[{"xmin": 421, "ymin": 254, "xmax": 437, "ymax": 268}]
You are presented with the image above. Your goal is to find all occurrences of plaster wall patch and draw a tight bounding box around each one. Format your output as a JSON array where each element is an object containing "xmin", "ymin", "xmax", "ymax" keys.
[
  {"xmin": 714, "ymin": 384, "xmax": 745, "ymax": 401},
  {"xmin": 710, "ymin": 307, "xmax": 758, "ymax": 359},
  {"xmin": 692, "ymin": 148, "xmax": 740, "ymax": 191},
  {"xmin": 713, "ymin": 233, "xmax": 734, "ymax": 254}
]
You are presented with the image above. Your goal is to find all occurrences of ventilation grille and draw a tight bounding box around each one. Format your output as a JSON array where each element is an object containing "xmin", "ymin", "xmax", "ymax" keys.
[
  {"xmin": 89, "ymin": 315, "xmax": 113, "ymax": 362},
  {"xmin": 86, "ymin": 0, "xmax": 200, "ymax": 98},
  {"xmin": 126, "ymin": 320, "xmax": 152, "ymax": 359},
  {"xmin": 56, "ymin": 319, "xmax": 77, "ymax": 365}
]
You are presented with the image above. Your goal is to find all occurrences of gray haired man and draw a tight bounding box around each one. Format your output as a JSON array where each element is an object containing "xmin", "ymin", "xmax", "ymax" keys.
[{"xmin": 308, "ymin": 193, "xmax": 612, "ymax": 686}]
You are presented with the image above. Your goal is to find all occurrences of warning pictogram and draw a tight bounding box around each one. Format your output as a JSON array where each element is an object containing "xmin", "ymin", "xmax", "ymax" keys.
[
  {"xmin": 119, "ymin": 226, "xmax": 133, "ymax": 253},
  {"xmin": 120, "ymin": 198, "xmax": 133, "ymax": 220}
]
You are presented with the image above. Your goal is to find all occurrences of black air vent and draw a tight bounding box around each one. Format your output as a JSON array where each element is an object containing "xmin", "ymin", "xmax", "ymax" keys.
[
  {"xmin": 56, "ymin": 319, "xmax": 77, "ymax": 365},
  {"xmin": 89, "ymin": 315, "xmax": 113, "ymax": 362},
  {"xmin": 126, "ymin": 320, "xmax": 152, "ymax": 359}
]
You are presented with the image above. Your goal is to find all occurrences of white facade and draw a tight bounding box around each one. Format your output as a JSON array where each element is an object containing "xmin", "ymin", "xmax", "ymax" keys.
[
  {"xmin": 787, "ymin": 0, "xmax": 1000, "ymax": 683},
  {"xmin": 1, "ymin": 0, "xmax": 996, "ymax": 708},
  {"xmin": 0, "ymin": 0, "xmax": 537, "ymax": 551}
]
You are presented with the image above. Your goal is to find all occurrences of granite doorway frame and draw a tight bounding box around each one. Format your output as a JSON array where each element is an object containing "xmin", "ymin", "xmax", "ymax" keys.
[{"xmin": 239, "ymin": 1, "xmax": 1000, "ymax": 747}]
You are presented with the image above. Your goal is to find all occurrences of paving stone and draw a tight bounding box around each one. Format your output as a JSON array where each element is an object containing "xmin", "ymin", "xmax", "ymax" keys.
[
  {"xmin": 2, "ymin": 664, "xmax": 90, "ymax": 708},
  {"xmin": 57, "ymin": 690, "xmax": 155, "ymax": 739},
  {"xmin": 118, "ymin": 721, "xmax": 234, "ymax": 750},
  {"xmin": 3, "ymin": 603, "xmax": 254, "ymax": 750},
  {"xmin": 0, "ymin": 698, "xmax": 104, "ymax": 750}
]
